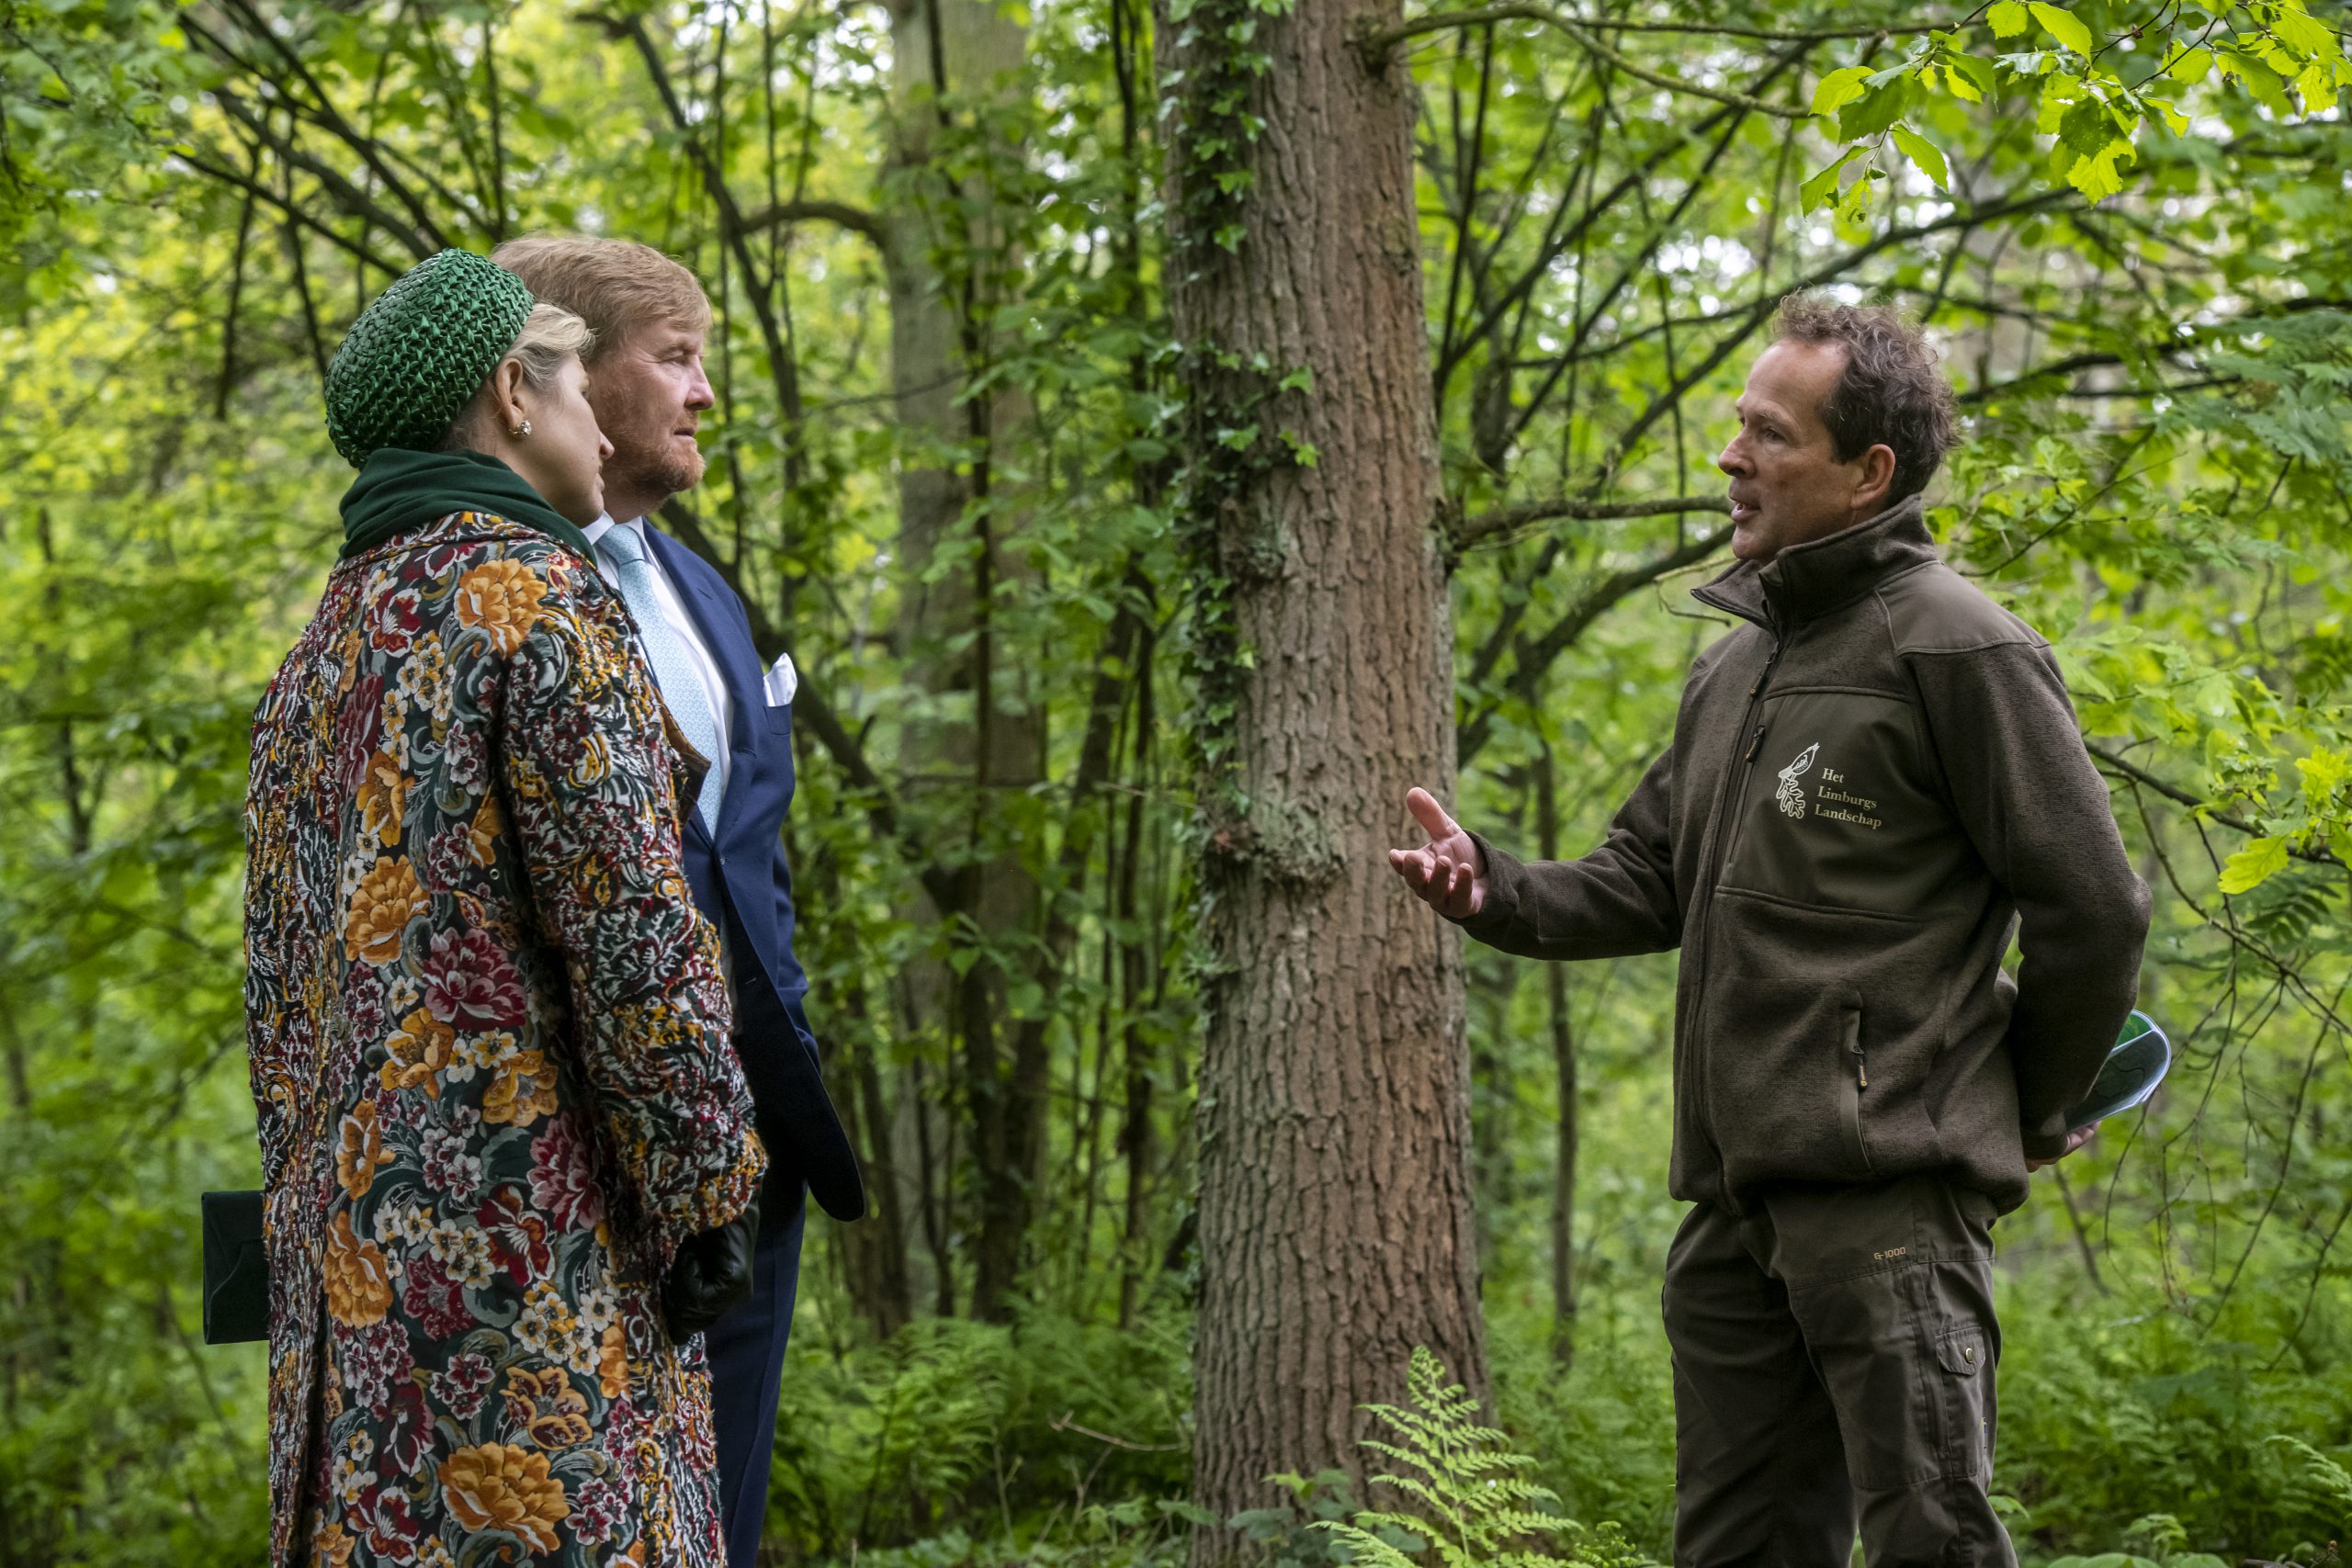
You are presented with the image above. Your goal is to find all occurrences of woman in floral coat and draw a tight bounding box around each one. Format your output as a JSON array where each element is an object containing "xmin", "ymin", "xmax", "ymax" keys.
[{"xmin": 243, "ymin": 251, "xmax": 764, "ymax": 1566}]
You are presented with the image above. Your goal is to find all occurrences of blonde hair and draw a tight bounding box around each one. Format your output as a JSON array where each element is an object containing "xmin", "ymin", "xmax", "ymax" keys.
[
  {"xmin": 489, "ymin": 236, "xmax": 712, "ymax": 361},
  {"xmin": 507, "ymin": 303, "xmax": 595, "ymax": 388},
  {"xmin": 441, "ymin": 303, "xmax": 594, "ymax": 450}
]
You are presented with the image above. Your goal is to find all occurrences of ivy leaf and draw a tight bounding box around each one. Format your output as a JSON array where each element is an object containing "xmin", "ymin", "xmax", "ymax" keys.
[
  {"xmin": 1812, "ymin": 65, "xmax": 1872, "ymax": 118},
  {"xmin": 1988, "ymin": 0, "xmax": 2030, "ymax": 38},
  {"xmin": 2218, "ymin": 835, "xmax": 2290, "ymax": 895},
  {"xmin": 1892, "ymin": 124, "xmax": 1951, "ymax": 189},
  {"xmin": 1799, "ymin": 146, "xmax": 1861, "ymax": 210},
  {"xmin": 2028, "ymin": 2, "xmax": 2094, "ymax": 56}
]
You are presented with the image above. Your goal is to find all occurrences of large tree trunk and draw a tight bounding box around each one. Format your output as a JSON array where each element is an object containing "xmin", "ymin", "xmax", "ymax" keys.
[
  {"xmin": 1159, "ymin": 0, "xmax": 1487, "ymax": 1544},
  {"xmin": 881, "ymin": 0, "xmax": 1044, "ymax": 1324}
]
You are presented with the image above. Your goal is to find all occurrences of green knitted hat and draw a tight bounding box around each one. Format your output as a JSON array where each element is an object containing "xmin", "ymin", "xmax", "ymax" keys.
[{"xmin": 324, "ymin": 250, "xmax": 536, "ymax": 467}]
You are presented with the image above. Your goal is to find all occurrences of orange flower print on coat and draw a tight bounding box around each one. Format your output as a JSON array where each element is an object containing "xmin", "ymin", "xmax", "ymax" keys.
[
  {"xmin": 334, "ymin": 1100, "xmax": 394, "ymax": 1199},
  {"xmin": 595, "ymin": 1323, "xmax": 628, "ymax": 1402},
  {"xmin": 438, "ymin": 1443, "xmax": 571, "ymax": 1553},
  {"xmin": 466, "ymin": 794, "xmax": 503, "ymax": 867},
  {"xmin": 322, "ymin": 1211, "xmax": 393, "ymax": 1326},
  {"xmin": 483, "ymin": 1047, "xmax": 560, "ymax": 1128},
  {"xmin": 311, "ymin": 1517, "xmax": 356, "ymax": 1568},
  {"xmin": 503, "ymin": 1365, "xmax": 595, "ymax": 1450},
  {"xmin": 343, "ymin": 856, "xmax": 425, "ymax": 965},
  {"xmin": 455, "ymin": 559, "xmax": 548, "ymax": 655},
  {"xmin": 380, "ymin": 1009, "xmax": 456, "ymax": 1097},
  {"xmin": 355, "ymin": 750, "xmax": 408, "ymax": 843}
]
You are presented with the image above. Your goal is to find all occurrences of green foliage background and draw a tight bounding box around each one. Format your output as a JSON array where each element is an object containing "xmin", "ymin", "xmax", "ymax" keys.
[{"xmin": 7, "ymin": 0, "xmax": 2352, "ymax": 1562}]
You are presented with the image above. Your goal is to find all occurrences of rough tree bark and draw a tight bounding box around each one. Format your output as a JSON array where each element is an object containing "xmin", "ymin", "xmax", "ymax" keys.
[{"xmin": 1159, "ymin": 0, "xmax": 1488, "ymax": 1546}]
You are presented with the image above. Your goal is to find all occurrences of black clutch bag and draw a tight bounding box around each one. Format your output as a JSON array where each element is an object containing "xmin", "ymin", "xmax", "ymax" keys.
[{"xmin": 201, "ymin": 1190, "xmax": 269, "ymax": 1345}]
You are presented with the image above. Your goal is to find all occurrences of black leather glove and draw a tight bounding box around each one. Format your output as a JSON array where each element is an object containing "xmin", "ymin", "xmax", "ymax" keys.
[{"xmin": 659, "ymin": 1190, "xmax": 761, "ymax": 1342}]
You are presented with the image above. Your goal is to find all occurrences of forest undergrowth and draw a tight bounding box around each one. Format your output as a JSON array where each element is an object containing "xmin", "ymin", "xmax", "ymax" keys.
[{"xmin": 751, "ymin": 1258, "xmax": 2352, "ymax": 1568}]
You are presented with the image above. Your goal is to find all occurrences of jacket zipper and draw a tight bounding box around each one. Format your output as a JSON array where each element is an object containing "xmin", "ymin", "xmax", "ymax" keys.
[
  {"xmin": 1685, "ymin": 629, "xmax": 1785, "ymax": 1206},
  {"xmin": 1840, "ymin": 1007, "xmax": 1873, "ymax": 1175}
]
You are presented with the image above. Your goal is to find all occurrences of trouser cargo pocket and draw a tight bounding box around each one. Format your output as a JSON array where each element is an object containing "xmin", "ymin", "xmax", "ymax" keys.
[{"xmin": 1934, "ymin": 1321, "xmax": 1995, "ymax": 1482}]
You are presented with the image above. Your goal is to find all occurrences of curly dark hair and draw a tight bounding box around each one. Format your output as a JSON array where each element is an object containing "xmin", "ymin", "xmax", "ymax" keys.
[{"xmin": 1773, "ymin": 293, "xmax": 1959, "ymax": 502}]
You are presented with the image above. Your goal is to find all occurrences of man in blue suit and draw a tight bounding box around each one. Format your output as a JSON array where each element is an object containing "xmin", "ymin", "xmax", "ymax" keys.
[{"xmin": 492, "ymin": 237, "xmax": 865, "ymax": 1568}]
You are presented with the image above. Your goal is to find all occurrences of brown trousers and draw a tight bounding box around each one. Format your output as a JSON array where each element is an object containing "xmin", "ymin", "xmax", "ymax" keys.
[{"xmin": 1661, "ymin": 1176, "xmax": 2018, "ymax": 1568}]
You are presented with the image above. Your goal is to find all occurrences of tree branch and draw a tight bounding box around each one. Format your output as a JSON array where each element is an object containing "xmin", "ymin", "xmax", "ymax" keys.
[
  {"xmin": 1453, "ymin": 492, "xmax": 1727, "ymax": 551},
  {"xmin": 190, "ymin": 1, "xmax": 455, "ymax": 253},
  {"xmin": 171, "ymin": 144, "xmax": 411, "ymax": 277},
  {"xmin": 1446, "ymin": 40, "xmax": 1814, "ymax": 383},
  {"xmin": 1458, "ymin": 527, "xmax": 1731, "ymax": 765},
  {"xmin": 1358, "ymin": 4, "xmax": 1818, "ymax": 116},
  {"xmin": 2086, "ymin": 740, "xmax": 2342, "ymax": 867},
  {"xmin": 205, "ymin": 85, "xmax": 436, "ymax": 261},
  {"xmin": 1362, "ymin": 5, "xmax": 1942, "ymax": 51},
  {"xmin": 730, "ymin": 197, "xmax": 891, "ymax": 254},
  {"xmin": 1580, "ymin": 187, "xmax": 2077, "ymax": 499}
]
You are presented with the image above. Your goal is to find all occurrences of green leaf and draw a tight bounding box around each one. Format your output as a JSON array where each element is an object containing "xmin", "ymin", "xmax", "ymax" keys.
[
  {"xmin": 1943, "ymin": 52, "xmax": 1997, "ymax": 101},
  {"xmin": 2028, "ymin": 2, "xmax": 2094, "ymax": 56},
  {"xmin": 1812, "ymin": 65, "xmax": 1872, "ymax": 117},
  {"xmin": 2058, "ymin": 95, "xmax": 2115, "ymax": 158},
  {"xmin": 2164, "ymin": 45, "xmax": 2214, "ymax": 85},
  {"xmin": 1892, "ymin": 124, "xmax": 1950, "ymax": 188},
  {"xmin": 2218, "ymin": 836, "xmax": 2290, "ymax": 895},
  {"xmin": 1799, "ymin": 146, "xmax": 1861, "ymax": 209},
  {"xmin": 2065, "ymin": 139, "xmax": 2134, "ymax": 202},
  {"xmin": 1987, "ymin": 0, "xmax": 2030, "ymax": 38},
  {"xmin": 2272, "ymin": 2, "xmax": 2337, "ymax": 61},
  {"xmin": 2220, "ymin": 50, "xmax": 2296, "ymax": 116},
  {"xmin": 1839, "ymin": 78, "xmax": 1914, "ymax": 140}
]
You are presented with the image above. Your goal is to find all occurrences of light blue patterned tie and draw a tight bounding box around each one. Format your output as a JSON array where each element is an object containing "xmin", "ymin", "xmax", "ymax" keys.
[{"xmin": 596, "ymin": 525, "xmax": 724, "ymax": 834}]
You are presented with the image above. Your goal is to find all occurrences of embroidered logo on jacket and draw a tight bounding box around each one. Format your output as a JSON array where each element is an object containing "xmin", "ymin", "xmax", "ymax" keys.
[{"xmin": 1776, "ymin": 743, "xmax": 1819, "ymax": 818}]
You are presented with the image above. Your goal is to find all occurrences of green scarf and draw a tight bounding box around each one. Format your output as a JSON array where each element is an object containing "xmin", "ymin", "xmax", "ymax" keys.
[{"xmin": 337, "ymin": 446, "xmax": 595, "ymax": 563}]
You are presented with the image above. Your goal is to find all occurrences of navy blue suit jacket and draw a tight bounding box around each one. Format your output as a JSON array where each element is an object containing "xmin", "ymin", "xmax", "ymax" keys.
[{"xmin": 644, "ymin": 525, "xmax": 864, "ymax": 1223}]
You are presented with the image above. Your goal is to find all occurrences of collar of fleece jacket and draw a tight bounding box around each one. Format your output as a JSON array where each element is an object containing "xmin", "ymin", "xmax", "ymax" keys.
[{"xmin": 1694, "ymin": 492, "xmax": 1940, "ymax": 629}]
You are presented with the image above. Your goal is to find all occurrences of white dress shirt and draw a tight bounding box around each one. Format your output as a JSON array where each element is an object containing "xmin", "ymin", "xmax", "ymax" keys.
[{"xmin": 582, "ymin": 513, "xmax": 737, "ymax": 806}]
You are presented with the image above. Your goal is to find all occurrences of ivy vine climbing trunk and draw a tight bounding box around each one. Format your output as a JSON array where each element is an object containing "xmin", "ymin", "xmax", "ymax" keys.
[{"xmin": 1157, "ymin": 0, "xmax": 1487, "ymax": 1547}]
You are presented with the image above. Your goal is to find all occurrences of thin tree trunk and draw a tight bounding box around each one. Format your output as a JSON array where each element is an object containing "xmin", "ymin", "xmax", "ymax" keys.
[
  {"xmin": 1114, "ymin": 628, "xmax": 1160, "ymax": 1330},
  {"xmin": 1537, "ymin": 748, "xmax": 1578, "ymax": 1365},
  {"xmin": 881, "ymin": 0, "xmax": 1042, "ymax": 1323},
  {"xmin": 1161, "ymin": 0, "xmax": 1486, "ymax": 1544}
]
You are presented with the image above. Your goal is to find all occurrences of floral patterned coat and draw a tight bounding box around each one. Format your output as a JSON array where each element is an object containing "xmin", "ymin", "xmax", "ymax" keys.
[{"xmin": 243, "ymin": 508, "xmax": 766, "ymax": 1568}]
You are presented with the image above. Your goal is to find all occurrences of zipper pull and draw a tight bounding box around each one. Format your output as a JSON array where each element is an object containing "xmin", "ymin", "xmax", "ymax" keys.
[
  {"xmin": 1744, "ymin": 723, "xmax": 1766, "ymax": 761},
  {"xmin": 1851, "ymin": 1044, "xmax": 1869, "ymax": 1089}
]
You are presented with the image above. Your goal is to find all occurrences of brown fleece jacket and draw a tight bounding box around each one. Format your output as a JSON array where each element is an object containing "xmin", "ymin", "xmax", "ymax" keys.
[{"xmin": 1457, "ymin": 494, "xmax": 2151, "ymax": 1213}]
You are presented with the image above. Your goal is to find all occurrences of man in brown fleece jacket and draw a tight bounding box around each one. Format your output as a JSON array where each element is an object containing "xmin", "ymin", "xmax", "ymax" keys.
[{"xmin": 1392, "ymin": 296, "xmax": 2150, "ymax": 1566}]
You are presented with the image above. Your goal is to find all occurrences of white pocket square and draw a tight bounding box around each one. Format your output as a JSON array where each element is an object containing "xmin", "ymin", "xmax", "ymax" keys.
[{"xmin": 763, "ymin": 650, "xmax": 797, "ymax": 705}]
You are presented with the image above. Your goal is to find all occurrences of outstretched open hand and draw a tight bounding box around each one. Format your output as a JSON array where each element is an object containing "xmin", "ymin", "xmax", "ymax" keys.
[{"xmin": 1387, "ymin": 787, "xmax": 1487, "ymax": 919}]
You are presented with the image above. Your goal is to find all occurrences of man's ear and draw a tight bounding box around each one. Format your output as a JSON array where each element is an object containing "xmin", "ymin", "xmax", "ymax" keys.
[{"xmin": 1853, "ymin": 443, "xmax": 1897, "ymax": 514}]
